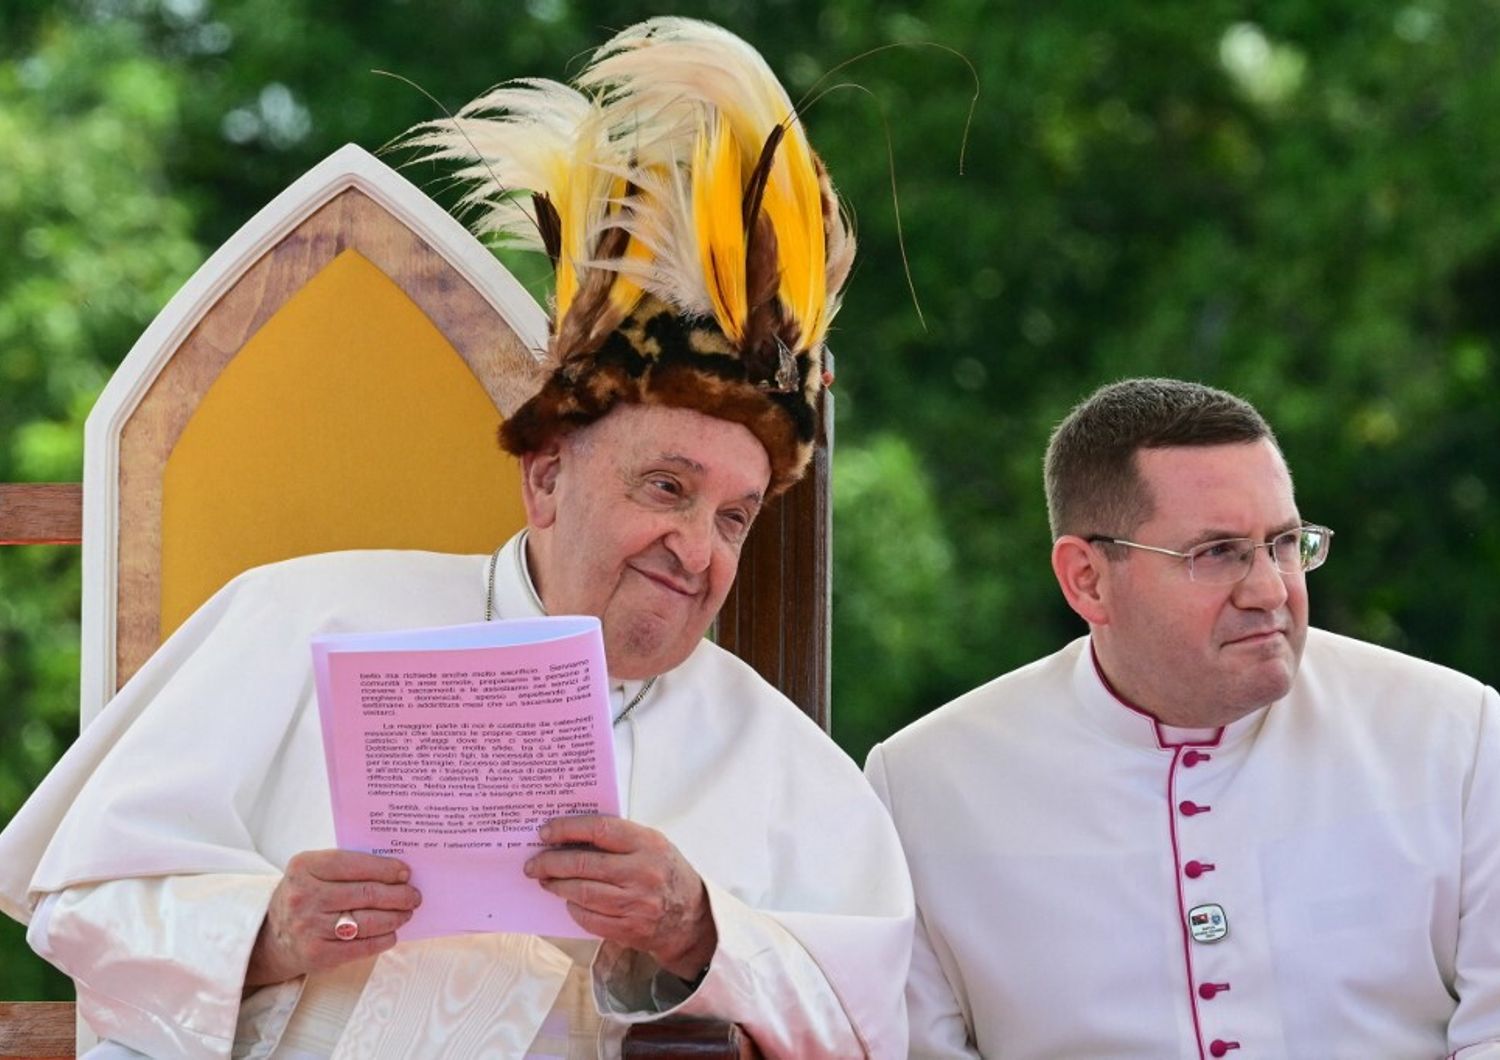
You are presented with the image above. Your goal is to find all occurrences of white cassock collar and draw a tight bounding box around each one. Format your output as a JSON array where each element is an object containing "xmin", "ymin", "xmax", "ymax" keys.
[{"xmin": 1073, "ymin": 635, "xmax": 1271, "ymax": 753}]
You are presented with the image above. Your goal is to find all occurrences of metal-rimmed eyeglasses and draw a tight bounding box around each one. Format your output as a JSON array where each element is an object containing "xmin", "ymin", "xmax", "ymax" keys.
[{"xmin": 1086, "ymin": 524, "xmax": 1334, "ymax": 585}]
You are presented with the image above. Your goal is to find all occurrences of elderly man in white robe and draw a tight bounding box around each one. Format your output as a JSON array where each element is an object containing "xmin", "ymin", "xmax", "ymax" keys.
[
  {"xmin": 868, "ymin": 378, "xmax": 1500, "ymax": 1059},
  {"xmin": 0, "ymin": 18, "xmax": 913, "ymax": 1060}
]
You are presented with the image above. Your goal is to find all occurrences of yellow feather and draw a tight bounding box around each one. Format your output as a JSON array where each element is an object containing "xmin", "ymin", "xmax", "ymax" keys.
[
  {"xmin": 606, "ymin": 174, "xmax": 649, "ymax": 316},
  {"xmin": 760, "ymin": 124, "xmax": 827, "ymax": 348},
  {"xmin": 608, "ymin": 237, "xmax": 650, "ymax": 315},
  {"xmin": 552, "ymin": 108, "xmax": 618, "ymax": 322},
  {"xmin": 692, "ymin": 114, "xmax": 747, "ymax": 342},
  {"xmin": 553, "ymin": 169, "xmax": 581, "ymax": 320},
  {"xmin": 583, "ymin": 19, "xmax": 845, "ymax": 350}
]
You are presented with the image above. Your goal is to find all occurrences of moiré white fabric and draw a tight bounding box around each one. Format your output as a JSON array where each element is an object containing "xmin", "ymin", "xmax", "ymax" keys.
[
  {"xmin": 868, "ymin": 631, "xmax": 1500, "ymax": 1060},
  {"xmin": 0, "ymin": 534, "xmax": 913, "ymax": 1058}
]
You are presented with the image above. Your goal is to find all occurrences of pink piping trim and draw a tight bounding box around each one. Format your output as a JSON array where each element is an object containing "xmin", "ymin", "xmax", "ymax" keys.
[
  {"xmin": 1091, "ymin": 642, "xmax": 1218, "ymax": 1055},
  {"xmin": 1168, "ymin": 745, "xmax": 1209, "ymax": 1060},
  {"xmin": 1089, "ymin": 644, "xmax": 1224, "ymax": 749}
]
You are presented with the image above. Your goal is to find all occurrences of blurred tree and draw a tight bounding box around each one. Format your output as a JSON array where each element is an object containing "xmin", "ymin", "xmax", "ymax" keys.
[
  {"xmin": 0, "ymin": 10, "xmax": 201, "ymax": 999},
  {"xmin": 832, "ymin": 432, "xmax": 963, "ymax": 756}
]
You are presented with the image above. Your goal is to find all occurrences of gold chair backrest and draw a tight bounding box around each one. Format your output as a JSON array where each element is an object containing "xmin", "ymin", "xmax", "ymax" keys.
[{"xmin": 91, "ymin": 147, "xmax": 547, "ymax": 696}]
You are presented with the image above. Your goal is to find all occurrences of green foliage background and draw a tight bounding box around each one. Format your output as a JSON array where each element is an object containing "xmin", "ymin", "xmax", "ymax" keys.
[{"xmin": 3, "ymin": 0, "xmax": 1498, "ymax": 999}]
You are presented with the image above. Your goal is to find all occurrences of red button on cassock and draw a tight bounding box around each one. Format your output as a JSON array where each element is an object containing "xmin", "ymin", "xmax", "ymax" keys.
[
  {"xmin": 1179, "ymin": 800, "xmax": 1210, "ymax": 816},
  {"xmin": 1185, "ymin": 860, "xmax": 1216, "ymax": 879},
  {"xmin": 1198, "ymin": 982, "xmax": 1230, "ymax": 1000},
  {"xmin": 1182, "ymin": 750, "xmax": 1212, "ymax": 767},
  {"xmin": 1209, "ymin": 1040, "xmax": 1241, "ymax": 1057}
]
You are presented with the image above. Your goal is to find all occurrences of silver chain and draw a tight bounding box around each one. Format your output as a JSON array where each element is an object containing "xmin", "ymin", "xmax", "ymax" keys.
[
  {"xmin": 485, "ymin": 539, "xmax": 655, "ymax": 727},
  {"xmin": 612, "ymin": 678, "xmax": 657, "ymax": 727}
]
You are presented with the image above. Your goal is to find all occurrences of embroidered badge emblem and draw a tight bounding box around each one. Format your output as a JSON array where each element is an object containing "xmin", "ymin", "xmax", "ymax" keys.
[{"xmin": 1188, "ymin": 903, "xmax": 1228, "ymax": 943}]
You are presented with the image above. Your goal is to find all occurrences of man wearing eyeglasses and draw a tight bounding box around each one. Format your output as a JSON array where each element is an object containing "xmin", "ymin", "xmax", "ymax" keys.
[{"xmin": 867, "ymin": 377, "xmax": 1500, "ymax": 1058}]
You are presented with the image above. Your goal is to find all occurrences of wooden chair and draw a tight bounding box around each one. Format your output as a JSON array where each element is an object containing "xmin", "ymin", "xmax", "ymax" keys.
[{"xmin": 0, "ymin": 143, "xmax": 831, "ymax": 1059}]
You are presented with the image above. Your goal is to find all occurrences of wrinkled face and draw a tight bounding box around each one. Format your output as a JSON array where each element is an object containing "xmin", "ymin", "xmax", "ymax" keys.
[
  {"xmin": 1094, "ymin": 439, "xmax": 1310, "ymax": 726},
  {"xmin": 522, "ymin": 404, "xmax": 770, "ymax": 680}
]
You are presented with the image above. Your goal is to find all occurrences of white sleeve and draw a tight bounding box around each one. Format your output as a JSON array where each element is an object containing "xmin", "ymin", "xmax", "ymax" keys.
[
  {"xmin": 29, "ymin": 873, "xmax": 300, "ymax": 1060},
  {"xmin": 1448, "ymin": 686, "xmax": 1500, "ymax": 1058},
  {"xmin": 865, "ymin": 743, "xmax": 979, "ymax": 1059},
  {"xmin": 1453, "ymin": 1045, "xmax": 1500, "ymax": 1059},
  {"xmin": 592, "ymin": 878, "xmax": 881, "ymax": 1058}
]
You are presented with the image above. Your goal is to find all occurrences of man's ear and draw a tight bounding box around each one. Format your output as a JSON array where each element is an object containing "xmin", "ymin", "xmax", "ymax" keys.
[
  {"xmin": 1052, "ymin": 535, "xmax": 1110, "ymax": 627},
  {"xmin": 520, "ymin": 442, "xmax": 564, "ymax": 529}
]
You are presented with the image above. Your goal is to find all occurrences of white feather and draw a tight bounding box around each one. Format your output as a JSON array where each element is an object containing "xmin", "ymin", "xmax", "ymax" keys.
[
  {"xmin": 595, "ymin": 155, "xmax": 715, "ymax": 318},
  {"xmin": 581, "ymin": 18, "xmax": 796, "ymax": 165},
  {"xmin": 401, "ymin": 79, "xmax": 595, "ymax": 252}
]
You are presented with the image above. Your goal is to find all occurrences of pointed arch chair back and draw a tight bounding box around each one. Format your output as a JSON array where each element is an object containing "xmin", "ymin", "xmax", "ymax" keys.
[{"xmin": 81, "ymin": 144, "xmax": 548, "ymax": 719}]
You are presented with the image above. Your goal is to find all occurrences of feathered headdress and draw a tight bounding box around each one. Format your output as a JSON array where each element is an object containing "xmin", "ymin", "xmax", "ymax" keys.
[{"xmin": 399, "ymin": 17, "xmax": 854, "ymax": 493}]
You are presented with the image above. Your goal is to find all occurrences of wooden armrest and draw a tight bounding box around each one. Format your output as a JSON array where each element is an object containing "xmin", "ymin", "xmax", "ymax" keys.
[
  {"xmin": 0, "ymin": 1002, "xmax": 756, "ymax": 1059},
  {"xmin": 0, "ymin": 1001, "xmax": 75, "ymax": 1060},
  {"xmin": 623, "ymin": 1018, "xmax": 760, "ymax": 1059},
  {"xmin": 0, "ymin": 485, "xmax": 82, "ymax": 546}
]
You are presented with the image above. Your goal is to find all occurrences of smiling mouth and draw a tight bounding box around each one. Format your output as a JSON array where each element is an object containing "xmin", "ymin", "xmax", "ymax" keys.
[
  {"xmin": 1226, "ymin": 629, "xmax": 1284, "ymax": 646},
  {"xmin": 633, "ymin": 565, "xmax": 697, "ymax": 597}
]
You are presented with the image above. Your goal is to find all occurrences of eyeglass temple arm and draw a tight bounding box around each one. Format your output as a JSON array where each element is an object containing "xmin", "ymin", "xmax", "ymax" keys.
[{"xmin": 1086, "ymin": 537, "xmax": 1191, "ymax": 560}]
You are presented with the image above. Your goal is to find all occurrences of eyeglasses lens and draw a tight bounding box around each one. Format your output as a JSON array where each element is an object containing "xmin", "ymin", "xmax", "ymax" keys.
[
  {"xmin": 1296, "ymin": 527, "xmax": 1328, "ymax": 572},
  {"xmin": 1188, "ymin": 528, "xmax": 1328, "ymax": 583},
  {"xmin": 1189, "ymin": 541, "xmax": 1253, "ymax": 584},
  {"xmin": 1272, "ymin": 530, "xmax": 1307, "ymax": 573}
]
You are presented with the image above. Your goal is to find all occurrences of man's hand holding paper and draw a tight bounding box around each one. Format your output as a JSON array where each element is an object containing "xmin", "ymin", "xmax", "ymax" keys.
[
  {"xmin": 246, "ymin": 849, "xmax": 421, "ymax": 987},
  {"xmin": 526, "ymin": 814, "xmax": 717, "ymax": 980}
]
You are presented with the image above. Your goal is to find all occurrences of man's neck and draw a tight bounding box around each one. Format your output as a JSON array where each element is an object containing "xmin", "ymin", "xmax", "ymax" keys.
[{"xmin": 1088, "ymin": 640, "xmax": 1258, "ymax": 729}]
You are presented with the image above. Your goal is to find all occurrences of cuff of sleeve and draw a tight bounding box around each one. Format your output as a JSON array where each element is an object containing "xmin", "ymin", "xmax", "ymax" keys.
[
  {"xmin": 591, "ymin": 877, "xmax": 771, "ymax": 1021},
  {"xmin": 1451, "ymin": 1045, "xmax": 1500, "ymax": 1060},
  {"xmin": 24, "ymin": 891, "xmax": 60, "ymax": 962},
  {"xmin": 39, "ymin": 874, "xmax": 293, "ymax": 1060}
]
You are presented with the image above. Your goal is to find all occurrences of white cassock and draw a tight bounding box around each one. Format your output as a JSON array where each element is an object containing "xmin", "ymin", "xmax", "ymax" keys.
[
  {"xmin": 866, "ymin": 630, "xmax": 1500, "ymax": 1060},
  {"xmin": 0, "ymin": 533, "xmax": 913, "ymax": 1059}
]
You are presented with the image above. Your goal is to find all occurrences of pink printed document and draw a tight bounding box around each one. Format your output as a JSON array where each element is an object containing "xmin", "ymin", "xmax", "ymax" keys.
[{"xmin": 310, "ymin": 617, "xmax": 617, "ymax": 939}]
